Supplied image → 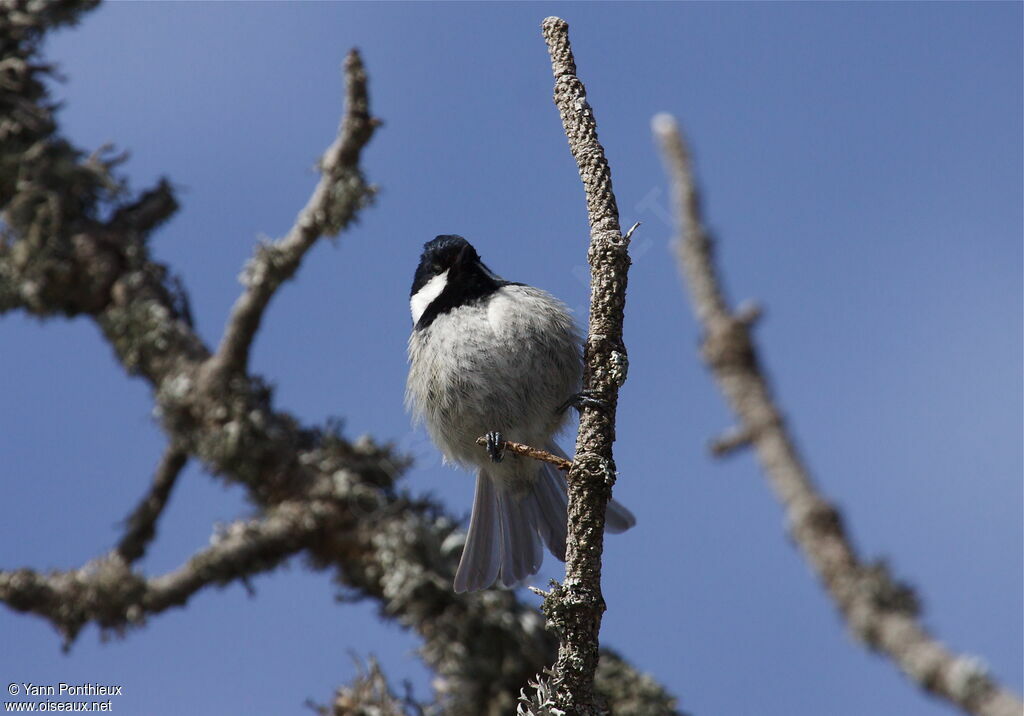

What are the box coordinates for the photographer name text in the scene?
[11,684,121,697]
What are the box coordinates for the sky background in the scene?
[1,2,1021,715]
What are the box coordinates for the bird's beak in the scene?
[453,244,475,272]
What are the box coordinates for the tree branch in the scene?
[541,17,634,715]
[653,112,1022,716]
[1,6,681,712]
[474,436,574,472]
[115,445,188,563]
[322,656,420,716]
[0,498,341,646]
[212,49,379,377]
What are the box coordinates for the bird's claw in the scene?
[485,431,505,463]
[557,389,610,415]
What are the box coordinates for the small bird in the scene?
[406,235,635,592]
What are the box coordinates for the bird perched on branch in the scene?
[406,235,635,592]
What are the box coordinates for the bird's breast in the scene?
[406,287,581,469]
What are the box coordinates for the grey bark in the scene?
[538,17,637,716]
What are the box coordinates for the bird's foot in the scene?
[485,431,505,463]
[557,389,610,415]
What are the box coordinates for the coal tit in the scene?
[406,235,635,592]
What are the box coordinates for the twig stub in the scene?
[474,437,573,472]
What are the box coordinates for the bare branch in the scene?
[474,436,573,472]
[0,498,341,645]
[107,178,179,237]
[707,425,755,457]
[653,112,1023,716]
[541,16,634,714]
[115,446,188,563]
[212,49,379,376]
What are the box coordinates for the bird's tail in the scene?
[453,442,637,593]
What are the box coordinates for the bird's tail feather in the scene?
[531,459,569,561]
[453,473,501,593]
[452,443,637,593]
[496,489,543,587]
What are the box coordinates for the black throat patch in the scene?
[412,235,517,330]
[416,261,509,330]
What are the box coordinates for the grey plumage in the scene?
[406,236,635,592]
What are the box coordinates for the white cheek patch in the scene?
[410,269,449,324]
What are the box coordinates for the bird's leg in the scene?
[557,389,610,415]
[485,431,505,463]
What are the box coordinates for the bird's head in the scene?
[410,235,508,328]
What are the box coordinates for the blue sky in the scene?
[1,2,1020,714]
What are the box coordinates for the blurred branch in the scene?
[0,498,342,646]
[652,112,1023,716]
[320,656,420,716]
[211,50,379,378]
[115,446,188,563]
[541,16,635,715]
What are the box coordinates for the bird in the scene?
[405,234,635,592]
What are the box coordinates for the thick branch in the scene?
[653,113,1022,716]
[541,17,633,715]
[212,49,379,376]
[115,446,187,563]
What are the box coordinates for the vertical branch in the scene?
[541,17,633,714]
[653,113,1023,716]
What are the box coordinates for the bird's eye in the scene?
[432,262,442,272]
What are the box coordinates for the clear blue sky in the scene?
[2,3,1020,714]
